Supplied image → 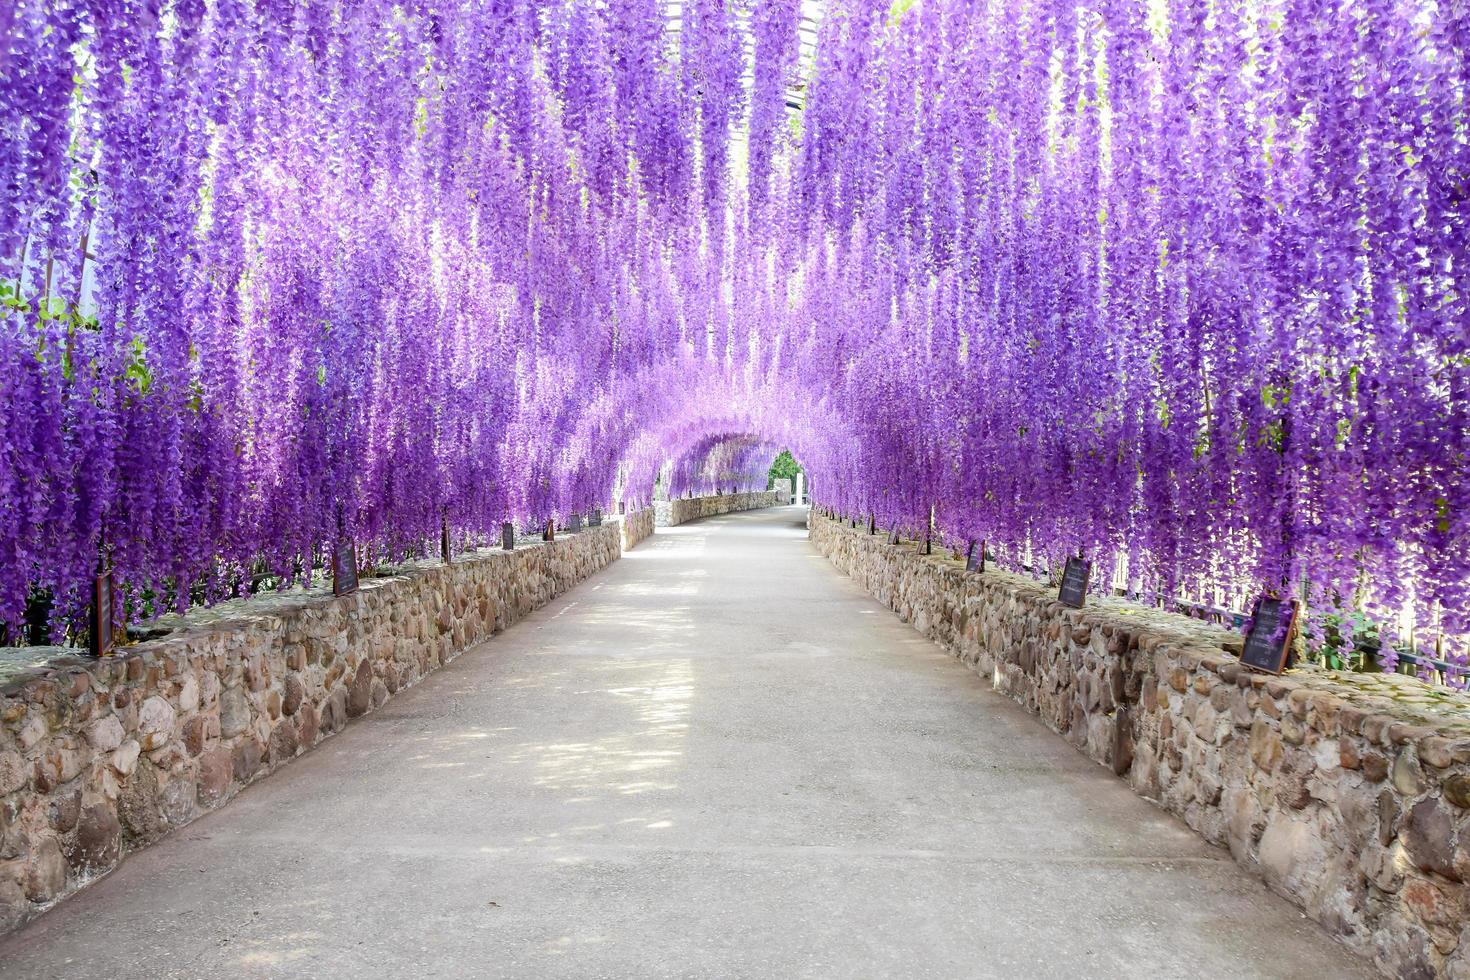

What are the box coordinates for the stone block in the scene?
[85,715,125,753]
[33,744,85,794]
[1277,751,1316,810]
[1445,774,1470,811]
[109,740,140,777]
[137,696,176,751]
[1249,720,1283,771]
[181,716,207,757]
[1404,798,1459,881]
[1258,815,1328,898]
[295,701,320,750]
[23,838,66,903]
[282,674,305,716]
[196,747,231,805]
[1393,747,1425,797]
[64,804,120,873]
[219,688,250,739]
[49,790,80,835]
[231,739,263,784]
[347,661,372,717]
[177,676,199,715]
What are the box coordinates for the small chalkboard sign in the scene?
[332,541,359,596]
[1239,595,1300,675]
[568,512,583,532]
[590,509,602,527]
[1058,556,1090,609]
[501,522,515,551]
[618,501,626,515]
[90,571,114,658]
[966,540,986,574]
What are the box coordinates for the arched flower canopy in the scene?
[1,0,1466,669]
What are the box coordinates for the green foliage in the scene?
[767,449,801,489]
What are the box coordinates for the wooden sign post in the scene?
[90,570,115,658]
[868,514,876,535]
[966,540,986,574]
[1058,555,1090,609]
[441,518,453,564]
[542,518,555,542]
[1239,595,1301,675]
[332,541,359,596]
[501,522,515,551]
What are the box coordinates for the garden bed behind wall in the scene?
[809,512,1470,980]
[0,523,624,936]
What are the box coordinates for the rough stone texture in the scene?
[615,506,655,552]
[654,491,780,527]
[0,523,623,935]
[810,513,1470,980]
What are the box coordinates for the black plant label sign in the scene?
[1240,595,1300,675]
[1058,556,1090,608]
[568,512,583,532]
[332,541,359,597]
[90,571,114,657]
[966,540,985,574]
[590,509,602,526]
[501,522,515,551]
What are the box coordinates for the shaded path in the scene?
[0,507,1371,979]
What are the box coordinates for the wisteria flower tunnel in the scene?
[2,0,1466,680]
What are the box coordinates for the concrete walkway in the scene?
[0,507,1372,979]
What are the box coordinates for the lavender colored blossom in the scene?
[0,0,1463,685]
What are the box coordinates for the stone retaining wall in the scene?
[617,507,655,551]
[0,523,623,936]
[810,513,1470,979]
[654,491,782,527]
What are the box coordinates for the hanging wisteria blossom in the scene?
[0,0,1465,680]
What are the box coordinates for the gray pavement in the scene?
[0,506,1372,979]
